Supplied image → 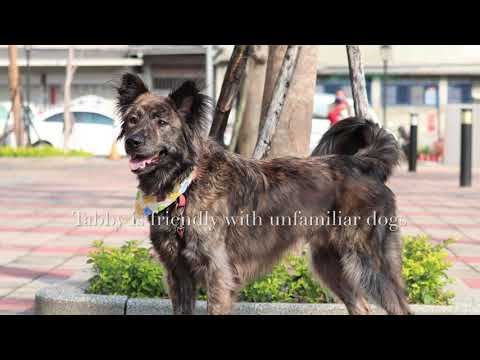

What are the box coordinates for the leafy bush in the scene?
[239,253,335,303]
[402,235,454,305]
[86,235,455,305]
[86,241,168,298]
[0,145,92,157]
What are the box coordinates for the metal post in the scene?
[460,108,473,187]
[408,113,418,172]
[382,59,388,128]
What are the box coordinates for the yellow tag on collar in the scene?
[134,171,195,218]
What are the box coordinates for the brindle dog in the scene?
[116,73,412,315]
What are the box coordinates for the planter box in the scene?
[35,270,480,315]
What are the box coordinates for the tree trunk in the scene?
[8,45,23,148]
[208,45,250,144]
[257,45,319,159]
[228,77,248,152]
[236,45,268,157]
[346,45,370,119]
[64,46,77,152]
[260,45,318,158]
[253,45,301,160]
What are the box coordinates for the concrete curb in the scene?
[35,270,480,315]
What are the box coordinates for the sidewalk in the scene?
[0,157,479,314]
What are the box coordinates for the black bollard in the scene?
[408,113,418,172]
[460,108,473,187]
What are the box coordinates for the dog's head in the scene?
[116,73,210,178]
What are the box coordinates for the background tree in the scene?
[63,46,77,151]
[235,45,268,157]
[8,45,24,147]
[259,45,319,158]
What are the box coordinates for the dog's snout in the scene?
[126,134,145,149]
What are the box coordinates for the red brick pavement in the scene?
[0,157,479,314]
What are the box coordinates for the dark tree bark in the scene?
[208,45,250,144]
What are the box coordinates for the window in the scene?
[44,113,64,123]
[153,77,204,91]
[74,112,113,126]
[44,112,113,125]
[317,77,372,103]
[448,82,473,104]
[384,80,438,106]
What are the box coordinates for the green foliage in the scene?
[86,235,455,305]
[419,145,431,155]
[402,235,455,305]
[240,253,335,303]
[86,240,168,298]
[0,145,92,157]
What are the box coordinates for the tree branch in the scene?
[208,45,250,143]
[346,45,370,119]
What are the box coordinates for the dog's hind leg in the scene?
[310,245,371,315]
[206,245,236,315]
[341,230,412,316]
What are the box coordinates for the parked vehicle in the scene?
[30,105,125,156]
[309,93,380,152]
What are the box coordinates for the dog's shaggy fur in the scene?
[117,73,412,315]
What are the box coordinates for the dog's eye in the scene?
[158,119,168,127]
[128,116,139,126]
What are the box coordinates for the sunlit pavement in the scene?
[0,157,479,314]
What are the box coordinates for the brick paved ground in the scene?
[0,157,479,314]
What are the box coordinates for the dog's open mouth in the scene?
[128,154,160,173]
[128,149,168,173]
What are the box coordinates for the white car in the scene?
[30,105,126,156]
[309,94,380,152]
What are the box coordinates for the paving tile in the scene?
[462,278,480,289]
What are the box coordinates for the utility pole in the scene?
[8,45,24,147]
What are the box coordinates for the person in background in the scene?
[328,89,353,126]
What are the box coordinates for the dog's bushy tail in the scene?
[311,117,400,183]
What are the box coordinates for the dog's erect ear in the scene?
[169,81,211,133]
[116,73,149,115]
[169,81,199,116]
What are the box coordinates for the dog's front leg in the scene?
[166,259,196,315]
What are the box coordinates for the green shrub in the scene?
[402,235,454,305]
[0,145,92,157]
[86,235,455,305]
[239,253,335,303]
[86,240,168,298]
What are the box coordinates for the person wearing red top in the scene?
[328,90,353,126]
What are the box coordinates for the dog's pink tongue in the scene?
[129,156,155,171]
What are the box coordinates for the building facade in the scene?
[316,45,480,148]
[0,45,209,113]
